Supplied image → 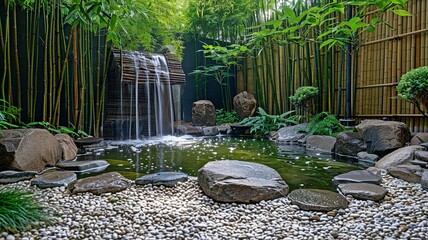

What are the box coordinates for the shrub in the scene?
[289,86,319,115]
[397,66,428,117]
[215,109,240,125]
[300,112,346,137]
[0,189,49,232]
[239,107,297,137]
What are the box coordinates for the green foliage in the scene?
[0,189,49,232]
[216,109,240,125]
[301,112,346,137]
[397,66,428,117]
[289,86,319,106]
[25,122,89,139]
[0,99,21,135]
[239,107,297,137]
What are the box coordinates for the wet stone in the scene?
[135,172,188,187]
[56,160,109,173]
[31,171,77,188]
[0,170,37,184]
[288,189,349,212]
[333,170,382,186]
[338,183,388,202]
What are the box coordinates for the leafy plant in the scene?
[289,86,319,115]
[397,66,428,118]
[0,189,49,232]
[239,107,297,137]
[300,112,346,137]
[25,122,89,139]
[216,109,240,125]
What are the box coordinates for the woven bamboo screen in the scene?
[236,0,428,132]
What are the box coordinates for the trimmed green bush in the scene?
[0,189,49,232]
[289,86,319,115]
[397,66,428,117]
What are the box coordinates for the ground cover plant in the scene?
[215,109,240,125]
[0,189,49,232]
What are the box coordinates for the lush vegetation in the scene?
[0,189,49,232]
[239,107,297,138]
[397,66,428,118]
[289,86,319,116]
[300,112,346,137]
[215,109,240,125]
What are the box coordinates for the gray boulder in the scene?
[197,160,288,203]
[356,120,411,155]
[175,125,203,136]
[233,91,257,118]
[55,134,78,161]
[288,189,348,212]
[334,132,366,157]
[56,160,109,173]
[31,171,77,188]
[306,135,336,153]
[0,170,37,184]
[192,100,216,126]
[388,165,423,183]
[0,129,62,172]
[357,152,379,162]
[135,172,188,187]
[202,127,219,136]
[68,172,131,195]
[338,183,388,201]
[421,170,428,190]
[410,133,428,145]
[414,150,428,162]
[333,170,382,186]
[273,124,307,143]
[375,145,425,169]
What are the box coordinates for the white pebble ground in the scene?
[1,175,427,240]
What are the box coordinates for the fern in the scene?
[303,112,346,137]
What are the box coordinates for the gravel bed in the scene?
[1,175,427,240]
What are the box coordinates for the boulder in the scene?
[410,133,428,145]
[414,150,428,162]
[357,152,379,162]
[233,91,257,118]
[375,146,425,169]
[410,159,428,168]
[202,127,219,136]
[338,183,387,201]
[306,135,336,153]
[192,100,216,126]
[421,170,428,190]
[56,160,109,173]
[0,170,37,184]
[55,134,78,161]
[0,129,62,172]
[135,172,188,187]
[388,165,423,183]
[197,160,288,203]
[334,132,366,157]
[31,171,77,188]
[68,172,131,195]
[333,170,382,186]
[356,120,411,155]
[175,125,203,136]
[273,124,307,143]
[288,189,349,212]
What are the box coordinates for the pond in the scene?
[78,136,364,191]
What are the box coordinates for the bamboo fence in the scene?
[237,0,428,132]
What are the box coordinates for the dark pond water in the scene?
[78,136,364,191]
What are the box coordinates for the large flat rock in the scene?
[338,183,388,202]
[306,135,336,153]
[135,172,188,187]
[333,170,382,186]
[31,171,77,188]
[388,165,423,183]
[67,172,131,195]
[197,160,288,203]
[56,160,109,173]
[0,170,37,184]
[375,146,425,169]
[288,189,349,212]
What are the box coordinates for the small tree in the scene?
[397,66,428,118]
[289,86,319,116]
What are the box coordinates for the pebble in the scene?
[0,175,426,240]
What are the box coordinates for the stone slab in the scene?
[338,183,388,202]
[56,160,109,173]
[0,170,37,184]
[333,170,382,186]
[135,172,188,187]
[31,171,77,188]
[288,189,349,212]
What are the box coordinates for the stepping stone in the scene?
[410,159,428,168]
[56,160,109,173]
[67,172,131,195]
[0,170,37,184]
[333,170,382,186]
[197,160,288,203]
[288,189,348,212]
[135,172,188,187]
[388,165,423,183]
[338,183,388,202]
[31,171,77,188]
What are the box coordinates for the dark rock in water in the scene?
[68,172,131,195]
[357,152,379,162]
[338,183,388,202]
[334,132,366,157]
[388,165,423,183]
[414,150,428,162]
[419,142,428,149]
[56,160,109,173]
[135,172,188,187]
[273,124,307,143]
[306,135,336,153]
[192,100,216,126]
[175,125,203,136]
[202,127,219,136]
[0,170,37,184]
[233,91,257,119]
[197,160,288,203]
[356,120,410,155]
[421,170,428,190]
[227,125,251,136]
[375,146,425,170]
[31,171,77,188]
[216,125,230,134]
[288,189,349,212]
[333,170,382,186]
[74,137,104,147]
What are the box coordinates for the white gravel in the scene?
[1,174,427,240]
